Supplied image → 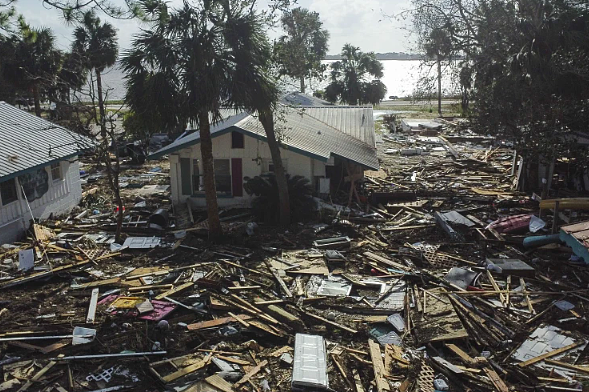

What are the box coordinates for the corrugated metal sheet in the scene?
[150,106,379,170]
[302,106,375,147]
[0,102,94,181]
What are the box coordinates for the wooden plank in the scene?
[331,354,354,390]
[265,261,292,297]
[518,342,583,368]
[205,374,234,392]
[17,355,63,391]
[483,367,509,392]
[215,355,251,366]
[368,339,390,392]
[301,310,358,334]
[363,252,410,271]
[187,315,252,331]
[86,288,99,324]
[544,359,589,374]
[352,369,365,392]
[155,282,193,300]
[520,278,535,314]
[227,312,250,328]
[445,344,477,366]
[162,355,211,383]
[235,360,268,387]
[486,271,507,306]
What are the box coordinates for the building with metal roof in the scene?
[148,103,379,207]
[0,102,94,244]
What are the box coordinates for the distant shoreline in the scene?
[324,54,422,61]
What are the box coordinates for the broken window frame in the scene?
[231,131,245,149]
[0,178,18,206]
[50,161,62,182]
[193,159,232,196]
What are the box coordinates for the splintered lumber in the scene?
[155,282,193,300]
[227,312,250,328]
[300,309,358,334]
[17,355,63,391]
[445,344,477,366]
[518,342,584,367]
[385,344,409,367]
[205,374,234,392]
[0,261,90,289]
[520,278,535,314]
[235,360,268,386]
[483,367,509,392]
[331,354,354,390]
[229,294,280,324]
[215,355,251,366]
[352,369,365,392]
[162,353,212,383]
[412,288,469,344]
[265,261,293,297]
[363,252,410,271]
[368,339,390,392]
[86,288,99,324]
[187,314,252,331]
[544,359,589,374]
[219,259,272,277]
[486,271,507,306]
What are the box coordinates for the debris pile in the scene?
[3,122,589,392]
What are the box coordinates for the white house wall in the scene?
[0,158,82,244]
[170,132,325,207]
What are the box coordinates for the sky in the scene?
[11,0,416,54]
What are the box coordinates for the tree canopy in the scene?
[274,6,329,93]
[122,0,283,237]
[411,0,589,165]
[324,44,386,105]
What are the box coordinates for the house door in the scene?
[180,158,192,196]
[231,158,243,197]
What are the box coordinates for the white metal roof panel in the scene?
[292,333,328,390]
[149,105,379,170]
[302,106,375,147]
[0,102,94,181]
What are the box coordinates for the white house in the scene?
[0,102,93,244]
[149,103,379,207]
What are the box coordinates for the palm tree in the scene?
[123,0,290,238]
[72,11,122,240]
[72,11,117,135]
[9,25,61,116]
[325,44,386,105]
[424,27,453,116]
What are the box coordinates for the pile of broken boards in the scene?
[3,214,589,392]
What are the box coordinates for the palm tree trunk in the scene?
[96,69,124,242]
[437,56,442,117]
[96,70,107,138]
[259,109,290,227]
[299,76,306,93]
[33,84,41,117]
[198,110,223,239]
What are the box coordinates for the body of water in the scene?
[88,60,457,102]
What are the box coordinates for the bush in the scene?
[243,174,315,224]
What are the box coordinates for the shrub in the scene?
[243,174,315,224]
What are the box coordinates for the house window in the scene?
[0,179,17,205]
[192,159,203,193]
[214,159,232,194]
[231,131,244,149]
[51,162,62,181]
[263,159,288,174]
